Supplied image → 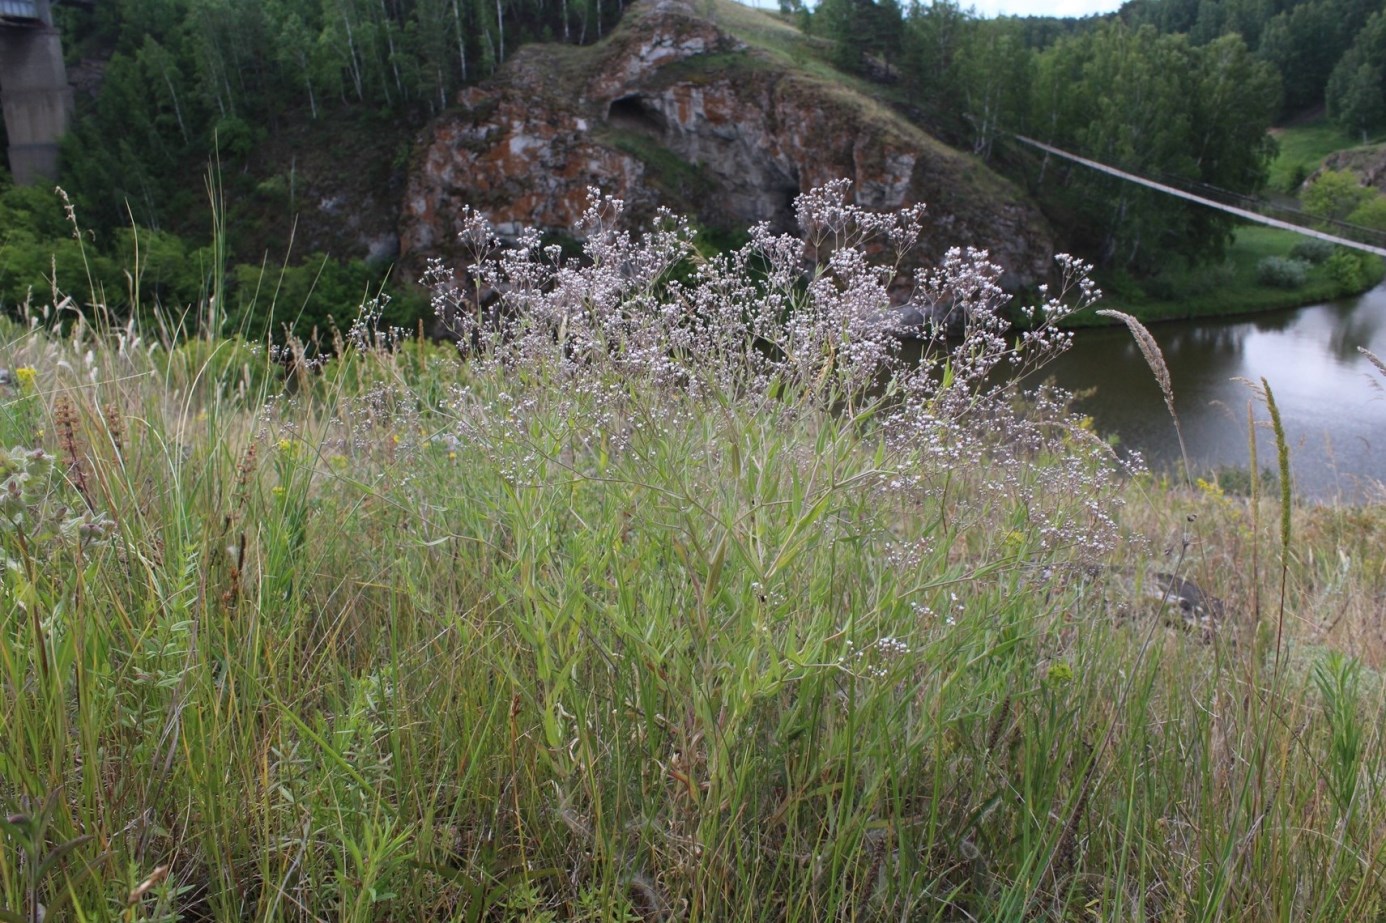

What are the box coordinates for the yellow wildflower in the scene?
[14,367,36,391]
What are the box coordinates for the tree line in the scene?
[0,0,632,333]
[796,0,1386,270]
[806,0,1386,138]
[53,0,629,229]
[3,0,1379,324]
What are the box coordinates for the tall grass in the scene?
[1,184,1384,921]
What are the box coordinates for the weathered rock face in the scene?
[401,0,1055,290]
[1320,145,1386,191]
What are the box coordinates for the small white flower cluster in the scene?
[346,293,409,353]
[840,635,913,679]
[749,581,786,608]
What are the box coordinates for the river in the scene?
[1039,283,1386,503]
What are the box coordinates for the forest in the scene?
[805,0,1385,270]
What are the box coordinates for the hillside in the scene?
[401,0,1056,291]
[4,186,1386,920]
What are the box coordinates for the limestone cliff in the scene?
[400,0,1055,290]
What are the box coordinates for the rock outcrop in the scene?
[1320,143,1386,191]
[401,0,1056,291]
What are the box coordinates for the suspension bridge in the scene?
[1012,133,1386,259]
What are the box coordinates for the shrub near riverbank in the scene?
[1073,225,1386,326]
[2,188,1385,921]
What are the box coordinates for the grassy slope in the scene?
[702,0,1031,211]
[1268,119,1363,192]
[2,294,1385,920]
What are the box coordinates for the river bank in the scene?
[1047,280,1386,503]
[1065,225,1386,327]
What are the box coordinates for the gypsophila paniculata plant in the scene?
[423,181,1121,562]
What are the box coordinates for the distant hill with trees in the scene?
[0,0,1382,335]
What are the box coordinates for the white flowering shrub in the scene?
[423,180,1121,560]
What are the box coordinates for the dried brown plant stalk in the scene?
[1359,346,1386,381]
[1097,309,1190,484]
[55,394,93,509]
[102,401,125,458]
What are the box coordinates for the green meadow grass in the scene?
[2,204,1386,920]
[1267,118,1368,193]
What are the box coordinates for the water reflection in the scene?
[1043,283,1386,502]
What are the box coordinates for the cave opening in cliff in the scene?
[774,177,802,233]
[606,95,665,137]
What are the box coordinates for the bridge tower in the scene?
[0,0,73,184]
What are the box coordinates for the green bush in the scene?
[1285,162,1310,193]
[1346,193,1386,231]
[1301,169,1375,221]
[1289,238,1336,264]
[226,255,429,342]
[1326,248,1370,290]
[1256,255,1310,288]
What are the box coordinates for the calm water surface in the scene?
[1041,283,1386,502]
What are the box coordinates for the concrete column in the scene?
[0,12,74,185]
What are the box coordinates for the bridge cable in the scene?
[1011,133,1386,259]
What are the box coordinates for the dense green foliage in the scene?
[1325,9,1386,140]
[55,0,629,229]
[0,181,427,338]
[804,2,1283,271]
[801,0,1386,270]
[1121,0,1382,126]
[1302,167,1378,220]
[0,0,631,336]
[1029,27,1279,270]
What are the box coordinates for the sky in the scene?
[967,0,1124,16]
[740,0,1127,19]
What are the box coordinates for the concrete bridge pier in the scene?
[0,0,74,184]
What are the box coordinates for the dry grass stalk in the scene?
[1260,377,1292,676]
[1097,310,1172,416]
[1096,309,1190,483]
[1247,400,1260,629]
[102,400,126,458]
[1359,346,1386,381]
[54,394,93,508]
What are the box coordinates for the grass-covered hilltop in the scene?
[3,185,1386,921]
